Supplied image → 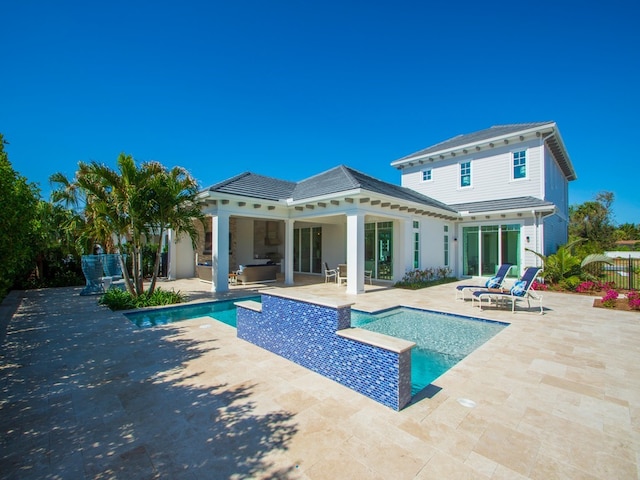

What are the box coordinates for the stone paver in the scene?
[0,277,639,479]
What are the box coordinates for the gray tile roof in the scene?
[394,122,555,163]
[205,172,296,201]
[203,165,457,213]
[293,165,457,212]
[450,196,555,214]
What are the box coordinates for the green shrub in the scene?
[395,267,457,290]
[99,288,137,310]
[99,287,186,310]
[558,276,582,291]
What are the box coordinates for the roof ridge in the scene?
[296,164,356,185]
[489,121,553,128]
[206,171,252,191]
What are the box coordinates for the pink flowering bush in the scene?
[531,280,548,291]
[628,290,640,310]
[576,280,617,294]
[601,289,619,308]
[575,281,596,293]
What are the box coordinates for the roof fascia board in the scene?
[286,188,363,205]
[197,190,286,206]
[543,129,577,181]
[392,123,556,167]
[287,187,457,218]
[359,189,458,217]
[458,204,556,218]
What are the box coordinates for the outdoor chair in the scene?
[324,262,337,283]
[471,266,543,314]
[337,264,348,286]
[455,263,513,300]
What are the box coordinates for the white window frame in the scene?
[444,225,449,267]
[459,161,472,188]
[512,149,527,181]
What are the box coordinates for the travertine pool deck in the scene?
[1,277,639,479]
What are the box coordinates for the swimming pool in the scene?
[124,296,260,328]
[351,308,508,394]
[127,298,506,397]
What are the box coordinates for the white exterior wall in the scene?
[322,223,346,268]
[392,217,450,278]
[171,231,196,279]
[543,144,569,213]
[235,217,255,266]
[543,214,568,255]
[421,218,450,270]
[397,218,414,278]
[401,139,545,204]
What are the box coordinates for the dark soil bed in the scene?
[593,298,640,312]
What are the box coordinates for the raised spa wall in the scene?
[235,290,415,410]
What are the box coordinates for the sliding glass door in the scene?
[365,221,393,280]
[463,224,520,276]
[293,227,322,274]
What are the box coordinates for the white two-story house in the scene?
[168,121,576,293]
[391,121,576,277]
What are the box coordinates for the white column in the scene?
[284,219,295,285]
[346,212,365,294]
[399,219,413,278]
[211,213,230,293]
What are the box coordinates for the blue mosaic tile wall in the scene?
[236,294,412,410]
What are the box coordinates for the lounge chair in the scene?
[471,266,543,314]
[324,262,337,283]
[455,264,513,300]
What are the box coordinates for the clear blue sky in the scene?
[2,1,638,224]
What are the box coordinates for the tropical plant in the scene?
[569,192,617,255]
[526,240,614,290]
[615,223,640,241]
[0,133,40,299]
[51,153,204,297]
[526,239,582,286]
[98,287,186,310]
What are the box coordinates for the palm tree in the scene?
[143,163,203,295]
[51,153,203,297]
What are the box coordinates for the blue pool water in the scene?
[127,298,507,397]
[125,296,260,328]
[351,308,508,394]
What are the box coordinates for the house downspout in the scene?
[532,210,540,266]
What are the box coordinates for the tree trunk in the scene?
[147,232,164,295]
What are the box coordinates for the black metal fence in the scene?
[599,256,640,291]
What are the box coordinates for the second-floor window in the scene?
[422,169,432,181]
[513,150,527,179]
[460,161,471,188]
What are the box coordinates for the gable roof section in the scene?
[202,165,457,214]
[450,196,555,215]
[391,122,577,181]
[292,165,457,213]
[205,172,296,201]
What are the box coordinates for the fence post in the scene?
[630,255,635,291]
